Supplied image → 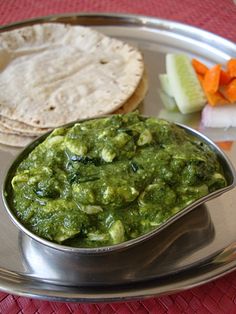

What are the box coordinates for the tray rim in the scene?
[0,12,235,55]
[0,256,236,303]
[0,12,236,302]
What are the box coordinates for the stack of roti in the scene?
[0,23,147,147]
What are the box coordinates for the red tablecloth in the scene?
[0,0,236,313]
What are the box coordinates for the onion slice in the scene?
[201,104,236,128]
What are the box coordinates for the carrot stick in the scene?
[227,58,236,78]
[203,64,221,93]
[192,58,208,75]
[197,67,231,106]
[205,90,229,106]
[197,73,204,84]
[220,70,231,85]
[197,73,228,106]
[216,141,234,151]
[223,78,236,102]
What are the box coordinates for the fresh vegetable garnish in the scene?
[205,91,229,107]
[198,71,229,107]
[192,58,208,76]
[159,90,177,111]
[216,141,234,151]
[159,73,174,97]
[222,79,236,103]
[227,58,236,78]
[159,54,236,128]
[203,64,221,94]
[201,104,236,128]
[162,54,206,114]
[220,70,231,86]
[193,58,236,106]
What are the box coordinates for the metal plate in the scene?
[0,13,236,302]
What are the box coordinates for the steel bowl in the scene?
[2,117,236,259]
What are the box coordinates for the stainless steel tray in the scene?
[0,13,236,302]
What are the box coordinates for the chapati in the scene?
[0,131,35,147]
[0,115,50,135]
[114,71,148,114]
[0,23,145,128]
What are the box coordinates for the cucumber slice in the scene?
[166,54,206,114]
[159,89,177,111]
[158,109,201,127]
[159,74,174,97]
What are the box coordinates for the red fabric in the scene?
[1,271,236,313]
[0,0,236,313]
[0,0,236,42]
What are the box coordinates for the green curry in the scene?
[11,112,226,247]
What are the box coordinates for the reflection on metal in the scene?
[213,243,236,264]
[19,205,214,286]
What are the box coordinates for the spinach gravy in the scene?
[11,112,227,247]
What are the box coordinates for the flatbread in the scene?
[0,121,17,134]
[114,71,148,114]
[0,23,144,128]
[0,70,147,143]
[0,131,36,147]
[0,115,50,135]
